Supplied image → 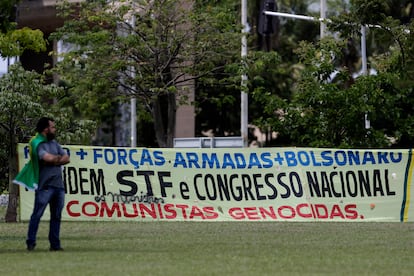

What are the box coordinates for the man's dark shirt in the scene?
[37,140,66,190]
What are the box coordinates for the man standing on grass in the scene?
[16,117,70,251]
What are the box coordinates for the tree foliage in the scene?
[0,63,96,221]
[0,27,47,57]
[0,0,46,57]
[51,0,241,147]
[0,0,97,221]
[0,0,17,33]
[251,0,414,148]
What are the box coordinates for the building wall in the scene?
[17,0,70,34]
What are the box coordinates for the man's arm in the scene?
[42,153,70,166]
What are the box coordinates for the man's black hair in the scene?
[36,117,54,133]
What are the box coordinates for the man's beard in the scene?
[47,133,56,141]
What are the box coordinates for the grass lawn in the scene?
[1,206,413,275]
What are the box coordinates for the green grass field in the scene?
[1,206,413,275]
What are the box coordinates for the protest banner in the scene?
[18,145,413,222]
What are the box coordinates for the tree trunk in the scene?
[5,140,18,222]
[152,93,177,148]
[152,96,167,148]
[166,92,176,148]
[5,182,18,223]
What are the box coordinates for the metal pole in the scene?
[241,0,248,147]
[130,15,137,147]
[264,11,317,22]
[361,25,370,129]
[320,0,327,38]
[131,97,136,147]
[361,26,367,75]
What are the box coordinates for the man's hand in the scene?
[58,154,70,165]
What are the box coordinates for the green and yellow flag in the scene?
[13,133,47,191]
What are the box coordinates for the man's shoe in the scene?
[27,244,36,251]
[49,247,64,251]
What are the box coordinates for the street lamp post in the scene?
[130,14,137,148]
[241,0,248,147]
[320,0,327,38]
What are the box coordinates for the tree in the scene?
[251,0,414,148]
[239,0,319,146]
[0,0,46,221]
[0,1,97,221]
[194,0,244,138]
[0,63,96,222]
[0,0,46,57]
[51,0,241,147]
[0,0,17,34]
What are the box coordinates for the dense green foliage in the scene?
[0,0,46,57]
[0,63,96,194]
[51,0,241,147]
[250,0,414,148]
[0,0,17,33]
[0,1,49,195]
